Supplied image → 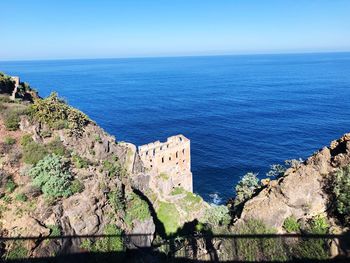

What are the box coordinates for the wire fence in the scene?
[1,233,349,262]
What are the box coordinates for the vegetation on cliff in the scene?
[28,92,90,136]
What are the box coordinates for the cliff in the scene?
[0,73,214,260]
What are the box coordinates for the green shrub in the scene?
[156,201,180,235]
[28,154,72,198]
[28,92,89,136]
[103,159,125,177]
[124,192,151,227]
[22,141,48,165]
[22,137,67,164]
[5,178,16,193]
[2,195,12,204]
[81,224,124,252]
[46,137,67,156]
[234,172,260,206]
[4,136,16,145]
[70,179,84,194]
[72,154,89,168]
[94,134,102,143]
[171,187,185,195]
[333,165,350,224]
[308,215,329,234]
[283,216,300,233]
[20,134,33,146]
[292,215,330,260]
[4,113,20,131]
[15,193,27,202]
[202,205,231,226]
[266,163,286,178]
[48,225,61,236]
[107,189,125,212]
[234,219,288,262]
[5,241,28,260]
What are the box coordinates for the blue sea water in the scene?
[1,53,350,203]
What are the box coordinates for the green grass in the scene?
[5,241,28,260]
[72,154,89,168]
[80,224,124,252]
[5,179,16,193]
[4,113,20,131]
[125,192,151,227]
[20,134,33,146]
[234,219,288,262]
[283,216,300,233]
[159,172,169,180]
[70,179,85,194]
[48,225,61,236]
[4,136,16,145]
[156,201,180,235]
[22,137,68,165]
[15,193,28,202]
[171,187,186,195]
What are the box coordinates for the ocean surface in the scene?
[1,53,350,204]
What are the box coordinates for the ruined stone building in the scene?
[138,135,193,193]
[10,76,20,100]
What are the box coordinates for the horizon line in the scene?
[1,50,350,63]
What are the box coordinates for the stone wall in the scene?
[138,135,193,192]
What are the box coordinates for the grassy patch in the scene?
[171,187,185,196]
[15,193,27,202]
[107,189,124,212]
[70,179,84,194]
[234,219,288,262]
[80,224,124,252]
[72,154,89,168]
[156,201,180,235]
[159,172,169,180]
[283,216,300,233]
[48,225,61,236]
[4,136,16,145]
[125,192,151,227]
[4,241,28,260]
[22,141,48,165]
[5,178,16,193]
[22,137,68,165]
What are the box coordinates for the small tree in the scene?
[234,172,260,206]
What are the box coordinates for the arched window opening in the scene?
[162,157,164,163]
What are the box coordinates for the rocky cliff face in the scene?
[0,79,211,259]
[239,133,350,233]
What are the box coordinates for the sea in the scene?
[1,52,350,204]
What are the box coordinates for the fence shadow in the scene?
[0,233,349,263]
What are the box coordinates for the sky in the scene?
[1,0,350,60]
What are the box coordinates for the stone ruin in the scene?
[138,134,193,193]
[10,76,20,100]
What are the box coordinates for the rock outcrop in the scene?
[239,133,350,231]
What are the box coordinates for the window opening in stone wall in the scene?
[162,157,164,163]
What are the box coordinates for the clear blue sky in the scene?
[1,0,350,60]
